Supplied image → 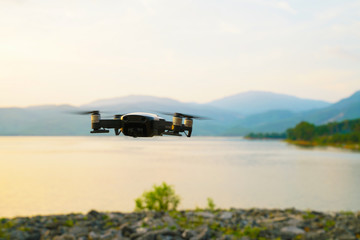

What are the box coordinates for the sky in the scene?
[0,0,359,107]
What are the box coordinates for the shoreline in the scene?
[1,208,359,240]
[285,140,360,151]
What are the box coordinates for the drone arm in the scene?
[99,119,122,129]
[156,120,193,137]
[91,119,122,134]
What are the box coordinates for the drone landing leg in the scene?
[114,128,121,136]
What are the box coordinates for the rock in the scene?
[45,219,62,229]
[270,216,288,222]
[190,226,210,240]
[53,233,76,240]
[120,223,135,237]
[218,236,232,240]
[219,212,233,220]
[88,210,101,219]
[194,211,215,218]
[182,229,197,239]
[100,229,118,240]
[136,227,148,234]
[0,208,359,240]
[135,229,181,240]
[280,226,306,235]
[9,230,28,240]
[337,233,357,240]
[88,231,100,240]
[305,229,327,240]
[68,226,89,237]
[286,217,302,226]
[162,216,179,228]
[106,212,124,221]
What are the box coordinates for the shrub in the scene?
[135,182,180,211]
[207,197,216,211]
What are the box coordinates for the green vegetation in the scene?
[0,219,14,239]
[169,211,270,239]
[135,182,180,211]
[286,119,360,150]
[64,219,74,227]
[244,118,360,150]
[207,197,216,211]
[302,211,316,220]
[245,132,286,139]
[324,220,336,231]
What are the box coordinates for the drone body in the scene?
[89,111,201,137]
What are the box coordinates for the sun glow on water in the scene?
[0,136,359,217]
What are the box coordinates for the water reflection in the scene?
[0,136,359,217]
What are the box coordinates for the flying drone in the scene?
[76,111,208,138]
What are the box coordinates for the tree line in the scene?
[245,118,360,146]
[286,119,360,144]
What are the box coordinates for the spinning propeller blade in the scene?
[67,110,100,115]
[158,111,210,120]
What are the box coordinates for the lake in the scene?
[0,136,359,217]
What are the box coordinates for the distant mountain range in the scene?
[0,90,359,136]
[224,90,360,135]
[209,91,330,115]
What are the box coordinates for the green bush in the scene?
[135,182,180,211]
[207,197,216,211]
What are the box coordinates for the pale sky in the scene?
[0,0,359,107]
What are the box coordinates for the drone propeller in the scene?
[66,110,126,120]
[158,111,210,120]
[66,110,101,115]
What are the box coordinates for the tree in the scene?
[287,121,316,141]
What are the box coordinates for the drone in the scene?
[76,111,208,138]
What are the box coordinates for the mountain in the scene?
[208,91,331,115]
[0,91,358,136]
[223,110,297,135]
[0,105,89,136]
[0,96,241,136]
[225,90,360,135]
[299,90,360,124]
[83,95,242,136]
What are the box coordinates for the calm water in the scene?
[0,136,359,217]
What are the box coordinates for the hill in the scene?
[0,105,89,136]
[225,90,360,135]
[208,91,330,115]
[0,91,359,136]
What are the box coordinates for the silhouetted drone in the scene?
[75,111,208,137]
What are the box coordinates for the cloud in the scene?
[326,46,360,62]
[317,8,344,21]
[218,21,241,34]
[275,1,296,14]
[316,1,360,22]
[248,0,297,14]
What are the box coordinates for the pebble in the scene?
[0,208,359,240]
[218,211,232,220]
[193,211,215,218]
[281,226,306,235]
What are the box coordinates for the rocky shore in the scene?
[1,208,359,240]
